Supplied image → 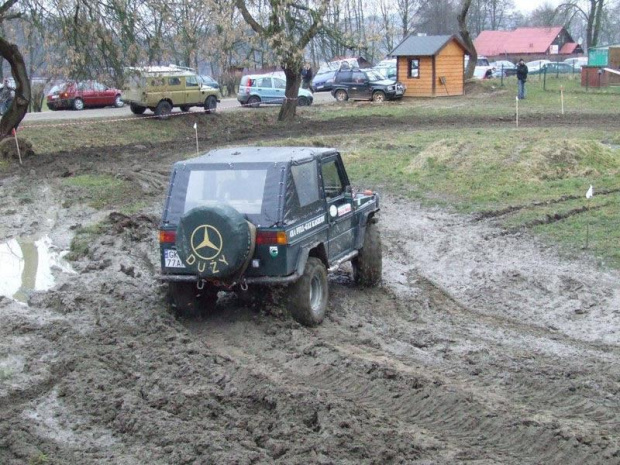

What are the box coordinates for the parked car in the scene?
[531,62,574,75]
[311,70,336,92]
[466,55,494,79]
[46,81,123,111]
[563,57,588,71]
[331,68,405,102]
[122,66,220,119]
[490,60,517,77]
[237,74,313,107]
[159,146,381,326]
[372,58,397,80]
[197,75,221,91]
[525,60,551,74]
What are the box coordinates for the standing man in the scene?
[516,59,528,100]
[301,63,313,92]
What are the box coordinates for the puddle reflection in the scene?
[0,236,74,303]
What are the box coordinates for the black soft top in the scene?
[176,146,338,167]
[163,147,339,228]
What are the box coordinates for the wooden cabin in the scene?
[390,35,469,97]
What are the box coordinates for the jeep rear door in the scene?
[320,155,355,261]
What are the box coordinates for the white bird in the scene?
[586,185,593,199]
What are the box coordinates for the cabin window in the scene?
[409,58,420,78]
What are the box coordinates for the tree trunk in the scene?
[458,0,476,79]
[278,66,302,122]
[0,36,30,137]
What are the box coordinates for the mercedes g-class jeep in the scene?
[122,66,220,119]
[159,146,381,326]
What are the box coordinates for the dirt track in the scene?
[1,114,619,464]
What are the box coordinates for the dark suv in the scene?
[331,68,405,102]
[159,146,382,326]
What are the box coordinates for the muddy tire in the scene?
[175,205,254,279]
[72,98,84,111]
[352,221,382,286]
[204,95,217,114]
[167,281,218,317]
[180,105,190,112]
[247,96,260,108]
[130,103,146,115]
[298,96,310,107]
[335,89,348,102]
[372,91,386,103]
[155,100,172,120]
[287,257,328,327]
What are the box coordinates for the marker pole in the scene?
[193,122,199,156]
[516,96,519,128]
[12,128,22,165]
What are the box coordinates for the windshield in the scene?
[365,70,387,81]
[184,169,268,215]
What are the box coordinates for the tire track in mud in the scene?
[475,187,620,221]
[186,279,619,464]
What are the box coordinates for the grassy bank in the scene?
[14,78,620,268]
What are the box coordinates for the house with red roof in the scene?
[474,27,583,61]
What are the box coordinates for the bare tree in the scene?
[235,0,329,121]
[0,0,30,137]
[458,0,476,79]
[557,0,607,47]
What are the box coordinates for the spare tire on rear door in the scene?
[175,205,254,279]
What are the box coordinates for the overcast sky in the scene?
[512,0,560,13]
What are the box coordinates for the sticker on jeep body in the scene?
[287,215,326,240]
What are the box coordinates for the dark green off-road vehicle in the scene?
[159,146,381,326]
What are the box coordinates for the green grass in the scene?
[16,79,620,268]
[67,223,107,261]
[274,126,620,268]
[61,174,135,209]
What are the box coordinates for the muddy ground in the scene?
[1,113,619,464]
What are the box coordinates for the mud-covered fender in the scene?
[294,241,327,277]
[355,194,380,250]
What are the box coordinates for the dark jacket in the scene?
[516,63,528,81]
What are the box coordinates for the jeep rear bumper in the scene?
[159,272,301,286]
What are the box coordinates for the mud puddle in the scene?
[0,235,74,303]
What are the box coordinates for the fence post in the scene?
[500,65,504,86]
[586,68,589,92]
[543,66,547,90]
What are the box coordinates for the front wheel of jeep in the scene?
[204,95,217,114]
[287,257,328,327]
[352,221,382,286]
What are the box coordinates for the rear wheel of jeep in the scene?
[167,282,218,317]
[155,100,172,120]
[335,89,348,102]
[287,257,328,327]
[352,221,382,286]
[204,95,217,114]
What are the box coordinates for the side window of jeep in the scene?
[321,160,345,199]
[186,76,199,87]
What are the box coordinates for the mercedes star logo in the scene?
[190,224,223,260]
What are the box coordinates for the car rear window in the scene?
[184,169,268,215]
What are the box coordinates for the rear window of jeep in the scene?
[184,169,268,214]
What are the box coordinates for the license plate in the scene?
[164,249,185,268]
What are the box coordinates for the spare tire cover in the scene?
[176,205,252,278]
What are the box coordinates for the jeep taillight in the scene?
[256,230,287,245]
[159,230,176,244]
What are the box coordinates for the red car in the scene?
[46,81,124,111]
